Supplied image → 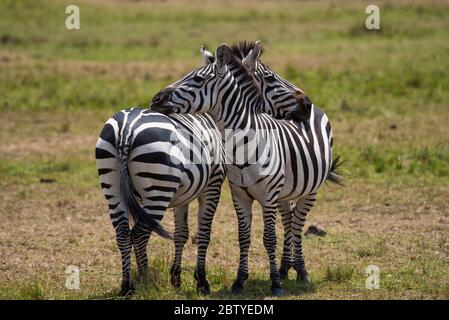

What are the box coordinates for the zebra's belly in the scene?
[226,143,332,203]
[228,164,330,204]
[129,152,221,209]
[278,152,331,201]
[225,151,331,203]
[169,162,220,207]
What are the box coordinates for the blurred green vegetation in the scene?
[0,0,448,183]
[1,0,448,114]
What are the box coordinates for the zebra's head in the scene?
[230,41,313,122]
[151,44,233,116]
[151,41,312,123]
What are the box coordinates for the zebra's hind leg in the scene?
[131,221,152,284]
[262,201,284,296]
[230,187,253,295]
[98,164,134,296]
[194,188,220,295]
[278,201,294,280]
[292,192,317,284]
[170,205,189,289]
[115,222,134,296]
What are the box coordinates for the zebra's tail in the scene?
[327,154,344,186]
[118,145,173,240]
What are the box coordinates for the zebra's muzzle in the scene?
[290,93,312,122]
[151,102,173,115]
[150,88,174,115]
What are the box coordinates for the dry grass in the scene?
[0,113,448,300]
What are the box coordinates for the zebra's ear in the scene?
[242,40,262,72]
[200,45,215,65]
[215,43,232,71]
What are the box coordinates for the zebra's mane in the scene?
[228,41,264,110]
[230,41,265,60]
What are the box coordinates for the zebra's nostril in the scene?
[302,96,312,109]
[295,93,312,108]
[290,93,313,123]
[152,94,162,103]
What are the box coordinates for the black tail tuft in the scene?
[120,160,173,240]
[327,155,344,186]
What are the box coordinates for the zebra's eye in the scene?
[192,75,205,83]
[265,75,276,83]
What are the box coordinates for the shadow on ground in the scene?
[88,274,319,300]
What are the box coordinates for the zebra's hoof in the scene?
[170,265,182,288]
[170,274,181,289]
[297,272,311,284]
[271,280,283,296]
[137,270,149,284]
[197,281,211,295]
[271,287,284,297]
[120,283,135,297]
[231,281,244,295]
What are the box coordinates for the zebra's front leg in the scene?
[115,222,134,296]
[170,205,189,289]
[230,187,253,295]
[278,201,294,280]
[262,202,283,296]
[194,191,220,295]
[131,221,152,284]
[292,192,317,284]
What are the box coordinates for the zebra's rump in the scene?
[161,113,225,207]
[277,106,333,200]
[225,106,333,202]
[96,108,225,209]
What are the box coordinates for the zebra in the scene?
[206,41,343,281]
[95,108,225,296]
[151,42,342,296]
[201,41,323,281]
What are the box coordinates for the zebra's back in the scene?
[225,106,333,202]
[96,108,225,213]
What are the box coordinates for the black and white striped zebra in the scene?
[203,41,337,281]
[151,42,342,296]
[95,108,225,295]
[230,41,343,280]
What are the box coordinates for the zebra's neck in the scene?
[211,68,264,131]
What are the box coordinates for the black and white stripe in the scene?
[96,108,224,295]
[232,41,342,281]
[152,42,342,296]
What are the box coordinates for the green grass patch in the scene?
[337,145,449,183]
[324,264,355,283]
[0,157,98,188]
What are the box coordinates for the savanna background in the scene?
[0,0,448,299]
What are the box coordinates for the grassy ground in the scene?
[0,0,448,299]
